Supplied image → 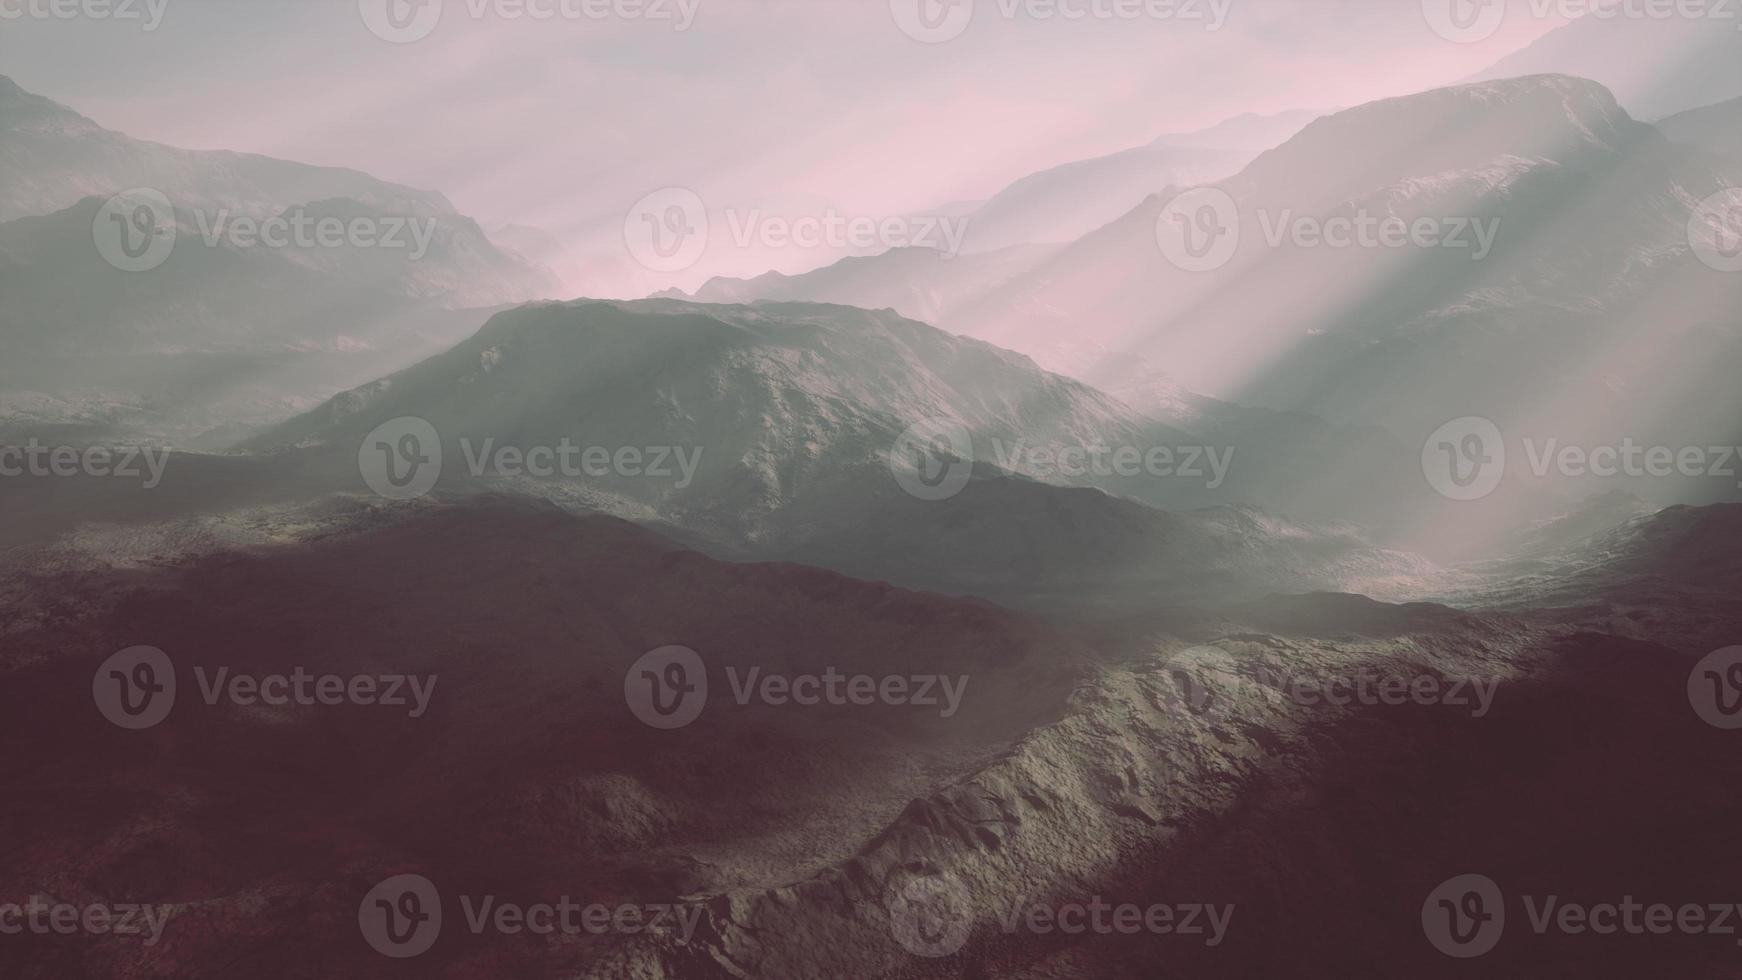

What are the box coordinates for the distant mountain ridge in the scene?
[1655,96,1742,158]
[1465,13,1742,120]
[246,298,1433,606]
[0,74,457,224]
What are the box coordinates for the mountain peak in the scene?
[1232,74,1639,209]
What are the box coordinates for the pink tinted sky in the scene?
[5,0,1569,291]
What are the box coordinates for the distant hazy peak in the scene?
[0,74,102,134]
[1230,74,1638,206]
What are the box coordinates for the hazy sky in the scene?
[3,0,1570,291]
